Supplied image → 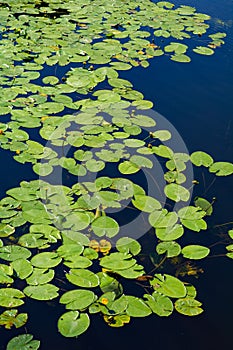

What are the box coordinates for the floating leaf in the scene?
[209,162,233,176]
[156,224,184,241]
[66,269,99,288]
[100,252,136,271]
[156,241,181,257]
[193,46,214,55]
[116,237,141,256]
[182,245,210,259]
[164,184,190,202]
[60,290,96,310]
[0,224,15,238]
[126,296,152,317]
[6,334,40,350]
[0,309,28,329]
[175,298,203,316]
[24,284,59,300]
[194,197,213,215]
[150,274,186,298]
[30,252,62,268]
[118,161,140,174]
[132,195,161,212]
[0,288,25,308]
[0,246,31,261]
[91,216,119,238]
[170,54,191,63]
[190,151,214,167]
[144,292,173,316]
[58,312,90,338]
[11,259,33,279]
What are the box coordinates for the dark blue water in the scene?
[1,0,233,349]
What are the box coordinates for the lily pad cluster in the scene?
[0,179,208,338]
[0,0,232,348]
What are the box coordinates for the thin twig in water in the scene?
[149,254,167,274]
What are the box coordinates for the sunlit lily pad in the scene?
[91,216,119,238]
[6,334,40,350]
[209,162,233,176]
[24,284,59,300]
[175,298,203,316]
[126,296,152,317]
[58,311,90,338]
[144,292,173,316]
[60,290,96,310]
[150,274,186,298]
[0,288,25,308]
[193,46,214,55]
[182,245,210,259]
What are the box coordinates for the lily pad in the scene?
[58,312,90,338]
[66,269,99,288]
[60,290,96,310]
[150,274,186,298]
[24,284,59,300]
[91,216,119,238]
[6,334,40,350]
[209,162,233,176]
[175,298,203,316]
[126,296,152,317]
[182,245,210,259]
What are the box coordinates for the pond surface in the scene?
[0,0,233,349]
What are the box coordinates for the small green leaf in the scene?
[118,161,140,174]
[150,274,186,298]
[6,334,40,350]
[209,162,233,176]
[182,245,210,259]
[126,296,152,317]
[91,216,119,238]
[24,284,59,300]
[175,298,203,316]
[190,151,213,167]
[58,312,90,338]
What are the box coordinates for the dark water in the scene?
[1,0,233,349]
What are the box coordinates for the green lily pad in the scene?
[156,241,181,257]
[100,252,136,271]
[116,237,141,256]
[182,245,210,259]
[0,309,28,329]
[209,162,233,176]
[132,195,161,212]
[118,161,140,174]
[190,151,214,167]
[30,252,62,268]
[164,184,190,202]
[66,269,99,288]
[11,259,33,279]
[60,290,96,310]
[194,197,213,215]
[91,216,119,238]
[0,246,31,261]
[0,288,25,308]
[156,224,184,241]
[24,284,59,300]
[0,224,15,238]
[175,298,203,316]
[26,268,54,286]
[193,46,214,55]
[126,296,152,317]
[58,311,90,338]
[6,334,40,350]
[150,274,186,298]
[144,292,173,316]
